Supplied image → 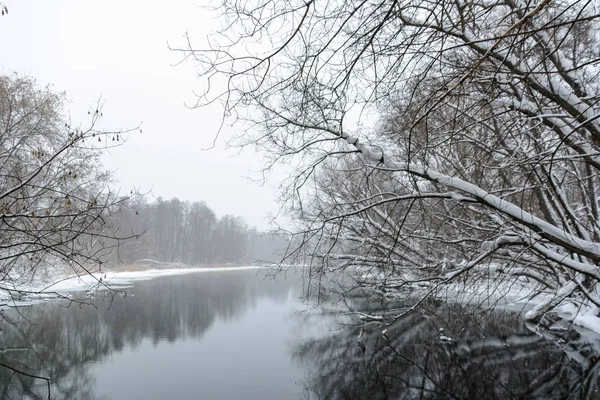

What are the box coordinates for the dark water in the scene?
[1,269,599,399]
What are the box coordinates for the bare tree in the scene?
[110,197,257,265]
[0,73,137,304]
[178,0,600,324]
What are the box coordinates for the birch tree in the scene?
[179,0,600,322]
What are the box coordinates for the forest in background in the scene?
[110,197,288,266]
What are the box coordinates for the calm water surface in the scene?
[2,268,600,399]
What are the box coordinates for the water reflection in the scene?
[0,269,301,399]
[3,270,600,399]
[294,297,600,400]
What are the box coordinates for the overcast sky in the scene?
[0,0,282,230]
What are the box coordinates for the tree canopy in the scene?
[180,0,600,322]
[0,73,135,303]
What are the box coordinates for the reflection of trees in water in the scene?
[294,300,600,399]
[0,270,299,399]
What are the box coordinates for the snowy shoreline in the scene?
[0,265,272,308]
[5,264,600,338]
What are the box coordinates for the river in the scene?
[1,268,599,399]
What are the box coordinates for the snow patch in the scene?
[0,266,270,308]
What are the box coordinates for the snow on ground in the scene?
[438,279,538,311]
[573,310,600,332]
[46,266,266,292]
[556,303,600,333]
[0,266,270,308]
[458,279,600,338]
[7,262,600,338]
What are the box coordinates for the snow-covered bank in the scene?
[361,269,600,337]
[438,278,600,337]
[0,266,272,308]
[47,266,269,292]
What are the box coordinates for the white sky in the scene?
[0,0,282,230]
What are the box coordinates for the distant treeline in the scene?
[110,197,288,266]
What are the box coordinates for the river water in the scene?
[1,268,599,399]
